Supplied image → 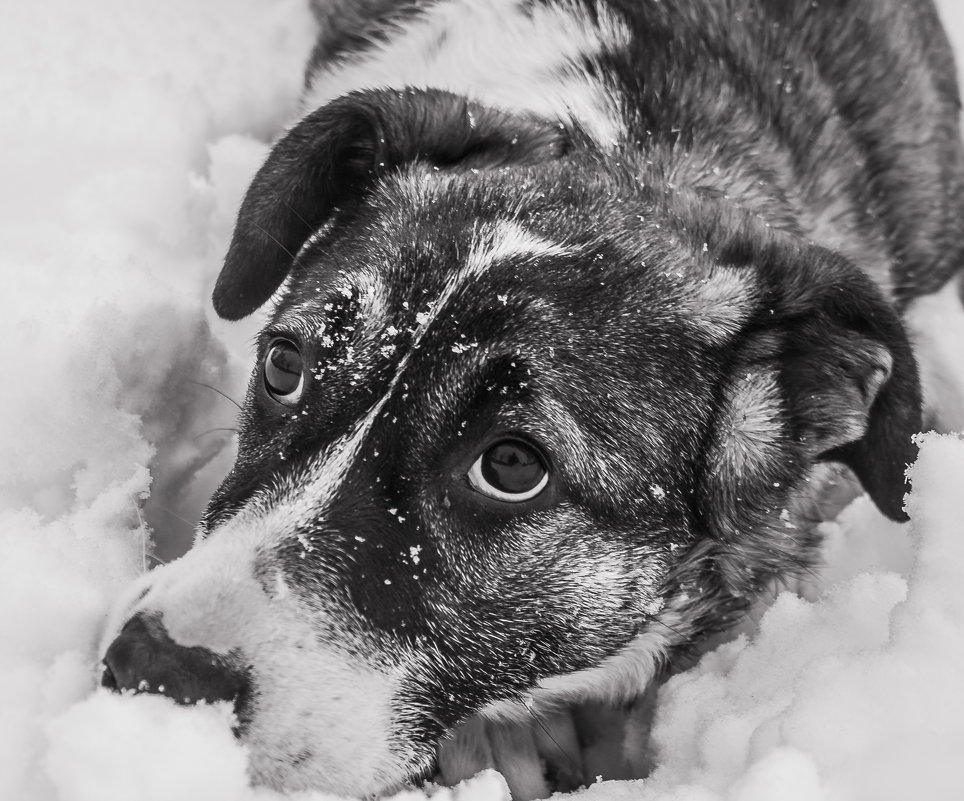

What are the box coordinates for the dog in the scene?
[100,0,964,797]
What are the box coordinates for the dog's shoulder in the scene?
[303,0,632,143]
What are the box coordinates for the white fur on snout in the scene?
[303,0,630,145]
[99,569,159,658]
[117,523,420,795]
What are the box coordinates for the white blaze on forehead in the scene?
[465,219,570,274]
[303,0,631,145]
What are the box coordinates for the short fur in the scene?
[102,0,964,798]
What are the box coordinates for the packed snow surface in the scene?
[2,2,964,800]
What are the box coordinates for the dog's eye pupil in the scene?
[482,442,542,492]
[468,440,549,502]
[264,339,304,403]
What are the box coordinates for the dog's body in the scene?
[102,1,964,797]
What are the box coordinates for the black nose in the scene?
[101,613,248,708]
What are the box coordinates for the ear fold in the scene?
[703,238,921,528]
[214,88,570,320]
[776,256,921,521]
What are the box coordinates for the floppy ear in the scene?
[703,237,921,528]
[770,249,920,521]
[214,88,570,319]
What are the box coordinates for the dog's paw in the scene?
[436,693,658,800]
[437,715,552,801]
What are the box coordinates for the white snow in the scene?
[1,2,964,800]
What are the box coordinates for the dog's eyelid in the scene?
[264,338,306,406]
[466,438,550,503]
[260,324,303,348]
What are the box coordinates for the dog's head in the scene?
[101,89,920,794]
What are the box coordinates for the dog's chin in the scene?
[424,695,658,800]
[237,714,438,799]
[239,712,559,799]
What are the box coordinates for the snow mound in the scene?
[647,436,964,800]
[2,2,964,800]
[567,435,964,801]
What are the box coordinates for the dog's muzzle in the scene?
[101,613,249,718]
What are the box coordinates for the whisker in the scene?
[251,219,298,260]
[149,503,198,530]
[192,427,239,440]
[522,699,581,781]
[189,380,243,411]
[283,199,316,234]
[654,618,688,640]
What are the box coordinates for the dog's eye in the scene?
[468,439,549,502]
[264,339,304,404]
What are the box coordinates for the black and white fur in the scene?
[101,0,964,797]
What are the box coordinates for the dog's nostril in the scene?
[101,612,247,707]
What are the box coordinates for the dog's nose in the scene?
[101,613,247,707]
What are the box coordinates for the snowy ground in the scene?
[2,2,964,800]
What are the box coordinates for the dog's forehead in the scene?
[281,166,596,306]
[279,219,565,327]
[278,166,731,331]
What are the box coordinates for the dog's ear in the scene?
[214,89,570,319]
[704,239,921,526]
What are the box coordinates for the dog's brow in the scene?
[274,270,388,340]
[411,219,571,352]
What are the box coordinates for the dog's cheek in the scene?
[695,366,825,601]
[407,509,670,724]
[705,369,786,495]
[493,518,659,666]
[699,367,796,535]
